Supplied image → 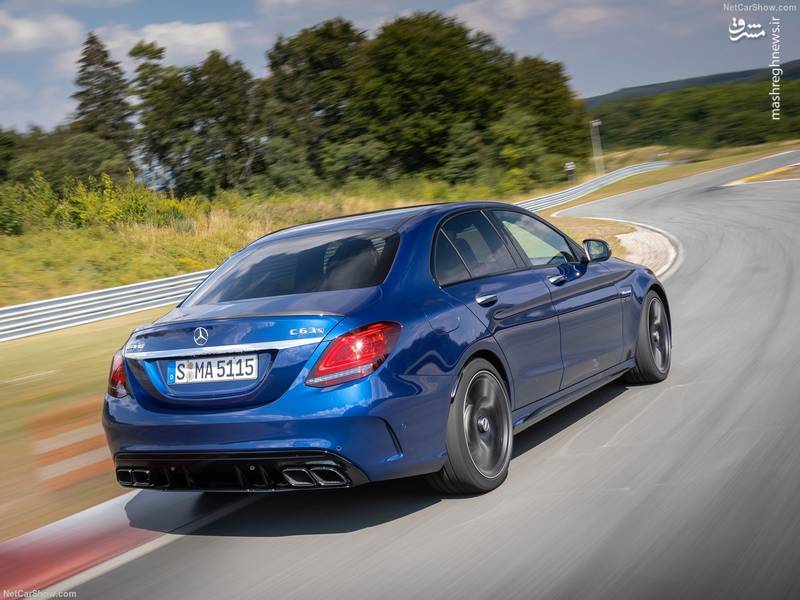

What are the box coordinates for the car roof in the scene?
[259,201,516,242]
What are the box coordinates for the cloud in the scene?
[0,81,75,130]
[258,0,344,13]
[451,1,514,38]
[548,6,622,35]
[106,21,246,61]
[3,0,133,9]
[52,20,257,79]
[0,9,83,52]
[257,0,392,33]
[53,0,134,5]
[450,0,630,39]
[0,79,28,107]
[451,0,562,38]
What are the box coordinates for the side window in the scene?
[440,211,517,278]
[493,210,577,266]
[433,232,470,286]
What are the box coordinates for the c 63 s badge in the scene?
[290,327,325,335]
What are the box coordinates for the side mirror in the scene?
[583,238,612,262]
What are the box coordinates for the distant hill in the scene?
[585,59,800,108]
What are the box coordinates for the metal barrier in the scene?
[0,161,671,342]
[517,161,671,212]
[0,270,212,342]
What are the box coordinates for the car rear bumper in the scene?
[113,450,369,492]
[103,372,452,485]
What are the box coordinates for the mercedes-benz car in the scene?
[104,202,671,494]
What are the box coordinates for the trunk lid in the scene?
[122,289,379,409]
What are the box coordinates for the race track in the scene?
[71,152,800,599]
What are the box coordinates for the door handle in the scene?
[548,274,567,286]
[475,294,498,307]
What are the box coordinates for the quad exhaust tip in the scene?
[116,467,153,487]
[117,464,349,489]
[282,466,347,487]
[309,466,347,486]
[282,468,316,487]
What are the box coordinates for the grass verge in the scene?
[0,307,167,541]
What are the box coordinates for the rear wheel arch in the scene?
[461,348,513,407]
[648,283,671,331]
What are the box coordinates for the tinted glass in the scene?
[434,232,470,286]
[441,211,517,278]
[185,229,399,305]
[494,210,577,266]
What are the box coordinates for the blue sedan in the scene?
[104,202,671,494]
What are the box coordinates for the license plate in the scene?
[167,354,258,384]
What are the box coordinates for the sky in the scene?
[0,0,797,129]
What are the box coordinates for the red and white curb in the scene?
[0,490,255,595]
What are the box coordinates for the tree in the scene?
[508,57,588,159]
[8,130,128,186]
[441,121,484,183]
[0,128,20,182]
[490,109,547,179]
[185,51,254,193]
[354,12,513,173]
[72,32,133,154]
[256,137,320,192]
[320,135,390,183]
[261,19,366,172]
[130,44,254,195]
[129,41,190,188]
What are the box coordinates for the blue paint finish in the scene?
[103,202,667,487]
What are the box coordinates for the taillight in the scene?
[107,351,129,398]
[306,322,401,387]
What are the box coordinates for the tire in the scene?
[625,290,671,384]
[427,359,513,494]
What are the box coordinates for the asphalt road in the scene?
[73,151,800,599]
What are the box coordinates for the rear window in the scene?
[185,229,399,305]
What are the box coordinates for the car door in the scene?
[491,209,624,390]
[433,210,563,408]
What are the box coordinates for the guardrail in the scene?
[0,270,212,342]
[0,161,671,343]
[517,161,671,212]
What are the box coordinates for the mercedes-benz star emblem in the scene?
[193,327,209,346]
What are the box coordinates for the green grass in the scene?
[0,306,167,541]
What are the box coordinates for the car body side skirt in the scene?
[511,358,635,434]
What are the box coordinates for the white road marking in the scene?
[724,177,800,187]
[34,423,106,454]
[2,370,58,384]
[37,446,111,481]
